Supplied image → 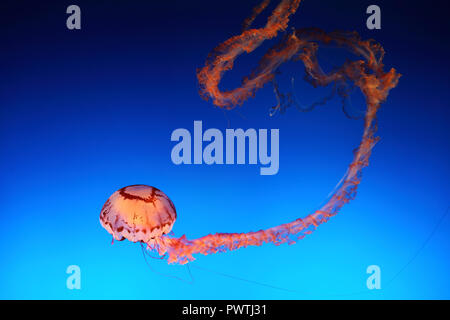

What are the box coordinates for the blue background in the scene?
[0,0,449,299]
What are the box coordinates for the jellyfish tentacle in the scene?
[157,1,400,264]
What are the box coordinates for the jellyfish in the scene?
[100,185,177,252]
[100,0,400,264]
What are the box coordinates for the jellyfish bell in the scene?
[99,185,177,247]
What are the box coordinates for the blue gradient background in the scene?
[0,0,449,299]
